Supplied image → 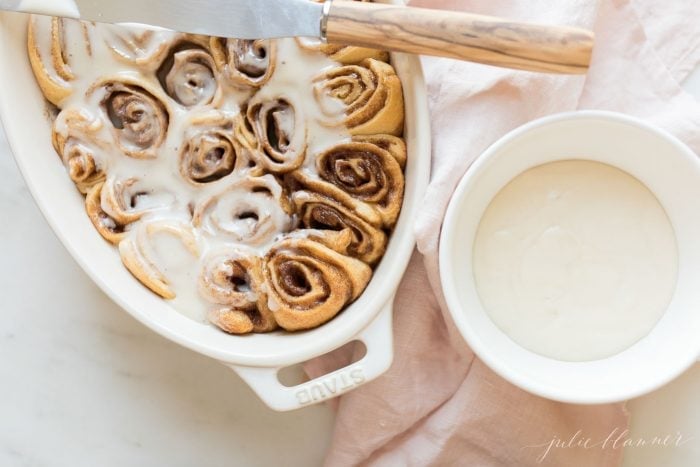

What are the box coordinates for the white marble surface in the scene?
[1,68,698,467]
[0,126,334,466]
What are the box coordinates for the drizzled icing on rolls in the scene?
[29,16,407,333]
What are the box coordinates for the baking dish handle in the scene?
[229,300,394,412]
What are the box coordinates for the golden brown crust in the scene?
[352,134,407,168]
[290,171,382,226]
[292,190,388,266]
[325,46,390,65]
[313,137,406,227]
[289,134,407,229]
[28,17,74,106]
[263,238,371,331]
[314,58,405,136]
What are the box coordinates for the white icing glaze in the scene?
[165,50,218,107]
[42,19,351,322]
[234,40,270,76]
[473,160,678,362]
[193,175,292,246]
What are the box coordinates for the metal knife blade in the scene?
[0,0,325,39]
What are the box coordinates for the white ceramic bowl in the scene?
[440,111,700,404]
[0,7,431,411]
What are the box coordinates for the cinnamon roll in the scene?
[180,112,249,184]
[210,38,276,88]
[246,95,307,173]
[314,58,404,136]
[292,190,388,265]
[28,16,90,106]
[264,238,371,331]
[316,135,405,227]
[200,250,277,333]
[119,221,201,299]
[52,109,107,194]
[91,79,170,159]
[159,45,221,107]
[313,135,406,227]
[193,175,292,246]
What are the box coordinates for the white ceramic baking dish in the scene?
[0,6,430,411]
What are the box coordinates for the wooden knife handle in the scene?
[324,1,594,74]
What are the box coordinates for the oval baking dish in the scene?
[0,2,431,411]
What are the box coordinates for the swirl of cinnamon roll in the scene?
[160,47,220,107]
[85,182,128,244]
[193,175,292,246]
[210,38,276,88]
[200,250,277,334]
[292,190,387,266]
[180,112,250,184]
[353,134,408,167]
[263,238,371,331]
[246,95,307,173]
[91,79,170,159]
[28,16,91,106]
[52,109,107,194]
[290,134,407,229]
[314,58,404,136]
[314,135,406,227]
[62,140,104,193]
[119,221,201,299]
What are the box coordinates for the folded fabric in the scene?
[306,1,700,465]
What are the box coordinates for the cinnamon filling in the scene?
[279,261,313,297]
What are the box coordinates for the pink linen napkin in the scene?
[306,1,700,465]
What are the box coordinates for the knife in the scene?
[1,0,594,74]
